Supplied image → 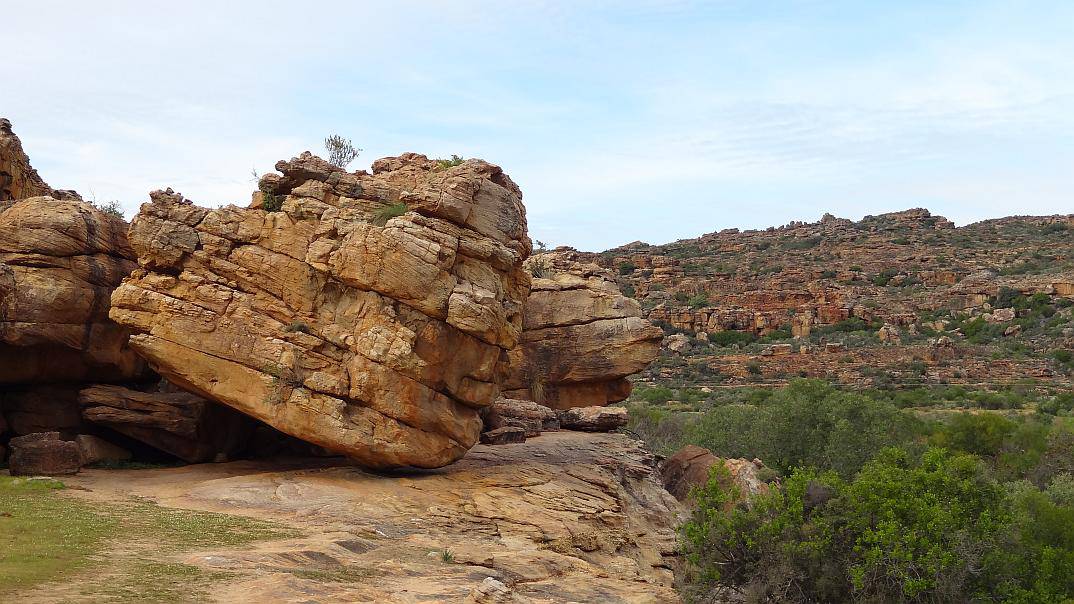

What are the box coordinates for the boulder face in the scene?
[0,196,148,384]
[109,153,530,469]
[504,251,662,409]
[660,444,771,505]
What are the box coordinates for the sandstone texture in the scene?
[557,406,629,432]
[109,153,530,468]
[660,445,771,505]
[481,397,559,437]
[0,197,146,384]
[39,431,683,603]
[74,433,132,465]
[79,383,255,463]
[504,251,662,409]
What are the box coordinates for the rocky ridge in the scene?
[579,209,1074,389]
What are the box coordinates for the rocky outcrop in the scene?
[79,383,256,463]
[480,397,559,437]
[7,431,82,476]
[0,119,63,202]
[109,153,530,469]
[504,251,662,409]
[0,197,147,384]
[660,445,771,505]
[557,406,629,432]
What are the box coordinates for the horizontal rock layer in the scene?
[505,252,662,409]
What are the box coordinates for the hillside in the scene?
[572,208,1074,392]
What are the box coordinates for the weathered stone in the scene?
[109,153,530,469]
[8,432,81,476]
[0,386,85,436]
[481,397,558,437]
[0,197,147,384]
[74,434,132,465]
[479,426,526,445]
[556,406,628,432]
[0,118,63,202]
[54,431,683,602]
[79,383,255,463]
[660,445,770,505]
[504,252,661,409]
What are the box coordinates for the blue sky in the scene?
[3,1,1072,250]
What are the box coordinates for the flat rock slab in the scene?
[557,406,629,432]
[53,431,684,603]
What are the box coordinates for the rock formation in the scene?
[79,383,255,463]
[0,118,59,202]
[7,431,82,476]
[109,153,530,468]
[480,397,559,437]
[0,197,147,384]
[504,251,662,409]
[47,430,685,602]
[660,445,771,505]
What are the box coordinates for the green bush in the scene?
[687,380,919,478]
[618,261,636,275]
[682,447,1074,603]
[708,330,756,347]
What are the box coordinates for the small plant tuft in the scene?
[372,203,408,226]
[284,322,311,334]
[434,155,465,170]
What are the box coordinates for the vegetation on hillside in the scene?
[626,380,1074,602]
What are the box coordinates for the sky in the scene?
[2,1,1072,251]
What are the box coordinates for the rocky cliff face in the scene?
[504,251,662,409]
[110,153,531,468]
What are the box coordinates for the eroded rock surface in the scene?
[0,197,146,384]
[110,153,530,468]
[54,431,684,603]
[505,251,662,409]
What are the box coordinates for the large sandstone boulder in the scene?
[0,197,147,384]
[79,383,255,463]
[109,153,530,468]
[504,251,662,409]
[660,444,771,505]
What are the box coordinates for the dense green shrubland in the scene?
[626,380,1074,602]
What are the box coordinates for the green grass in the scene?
[0,476,299,600]
[0,476,116,596]
[372,202,408,226]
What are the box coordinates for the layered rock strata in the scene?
[0,197,146,384]
[79,383,255,463]
[504,252,662,409]
[109,153,530,468]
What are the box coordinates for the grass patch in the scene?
[0,476,299,600]
[0,477,116,596]
[372,202,408,226]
